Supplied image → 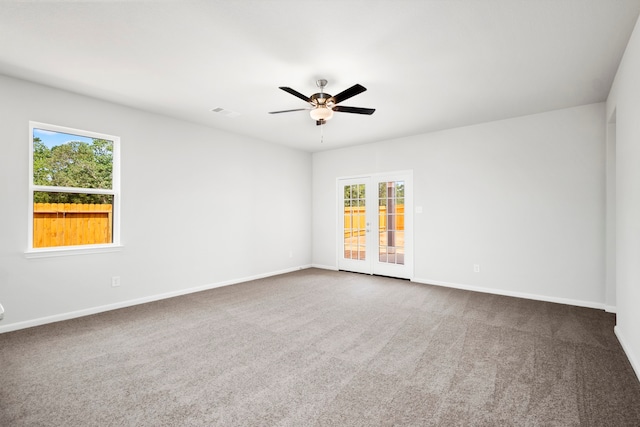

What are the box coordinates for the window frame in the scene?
[26,121,122,258]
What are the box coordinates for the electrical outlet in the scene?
[289,250,293,258]
[111,276,121,287]
[474,264,480,273]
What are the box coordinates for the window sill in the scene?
[25,244,124,259]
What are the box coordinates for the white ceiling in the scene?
[1,0,639,152]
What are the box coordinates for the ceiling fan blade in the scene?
[279,87,311,103]
[333,105,375,115]
[268,108,310,114]
[331,84,367,104]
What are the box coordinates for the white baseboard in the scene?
[412,277,606,310]
[0,265,312,334]
[311,263,339,271]
[1,268,611,335]
[605,305,617,313]
[615,326,640,383]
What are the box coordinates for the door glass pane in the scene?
[378,181,404,265]
[344,183,366,260]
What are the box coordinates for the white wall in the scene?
[313,103,606,307]
[0,74,312,332]
[607,15,640,379]
[605,113,617,311]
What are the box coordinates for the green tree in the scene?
[33,137,113,204]
[33,137,51,186]
[344,184,366,206]
[378,182,404,207]
[343,182,405,206]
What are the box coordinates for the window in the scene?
[27,122,120,256]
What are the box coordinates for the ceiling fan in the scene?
[269,79,375,125]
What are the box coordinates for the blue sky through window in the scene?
[33,128,96,149]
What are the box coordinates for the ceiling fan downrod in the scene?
[316,79,328,90]
[310,79,333,124]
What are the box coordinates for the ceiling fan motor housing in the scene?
[310,92,334,107]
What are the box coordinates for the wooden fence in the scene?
[33,203,113,248]
[344,205,404,238]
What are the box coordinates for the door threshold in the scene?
[338,270,410,281]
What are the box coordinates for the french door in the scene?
[337,172,413,279]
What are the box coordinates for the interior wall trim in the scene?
[0,264,312,334]
[310,264,339,271]
[412,277,606,311]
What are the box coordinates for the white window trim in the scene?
[26,121,122,258]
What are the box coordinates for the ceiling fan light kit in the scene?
[309,106,333,121]
[269,79,375,126]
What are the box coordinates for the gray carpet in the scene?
[1,268,640,426]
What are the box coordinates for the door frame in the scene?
[336,170,414,280]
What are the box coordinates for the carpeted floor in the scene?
[1,268,640,426]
